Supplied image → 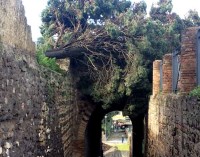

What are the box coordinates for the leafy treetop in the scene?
[38,0,200,116]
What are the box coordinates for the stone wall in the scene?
[0,42,79,156]
[0,0,35,53]
[147,95,200,157]
[0,0,86,156]
[149,27,200,157]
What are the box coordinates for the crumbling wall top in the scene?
[0,0,35,53]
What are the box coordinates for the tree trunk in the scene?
[45,47,87,59]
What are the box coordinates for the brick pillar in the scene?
[179,27,200,93]
[163,54,172,94]
[153,60,162,95]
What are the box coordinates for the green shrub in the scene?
[36,45,64,74]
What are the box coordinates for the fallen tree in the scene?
[39,0,198,115]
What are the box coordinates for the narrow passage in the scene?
[102,130,129,157]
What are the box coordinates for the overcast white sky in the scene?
[22,0,200,42]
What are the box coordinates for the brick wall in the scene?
[152,54,173,95]
[153,60,162,95]
[152,27,200,94]
[162,54,172,94]
[179,27,199,93]
[147,95,200,157]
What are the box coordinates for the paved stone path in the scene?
[103,147,123,157]
[106,131,127,143]
[103,131,129,157]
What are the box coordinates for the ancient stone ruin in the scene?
[0,0,200,157]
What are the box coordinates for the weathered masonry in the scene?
[1,1,200,157]
[0,0,96,157]
[0,1,144,157]
[148,27,200,157]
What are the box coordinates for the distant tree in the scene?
[40,0,132,48]
[150,0,173,23]
[148,0,182,54]
[183,9,200,27]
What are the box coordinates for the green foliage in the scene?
[150,0,173,23]
[39,0,200,116]
[105,22,120,39]
[133,1,147,15]
[102,111,119,137]
[36,37,64,73]
[36,50,59,72]
[90,66,125,109]
[183,10,200,27]
[114,143,129,151]
[85,0,131,22]
[189,86,200,98]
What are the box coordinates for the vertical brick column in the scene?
[153,60,162,95]
[179,27,200,93]
[163,54,172,94]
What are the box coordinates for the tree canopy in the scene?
[38,0,200,116]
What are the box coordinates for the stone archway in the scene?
[82,104,146,157]
[71,98,96,157]
[85,105,105,157]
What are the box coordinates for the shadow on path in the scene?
[103,131,129,157]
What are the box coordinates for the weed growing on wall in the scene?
[36,37,65,74]
[36,49,64,73]
[189,86,200,98]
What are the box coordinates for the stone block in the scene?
[148,95,200,157]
